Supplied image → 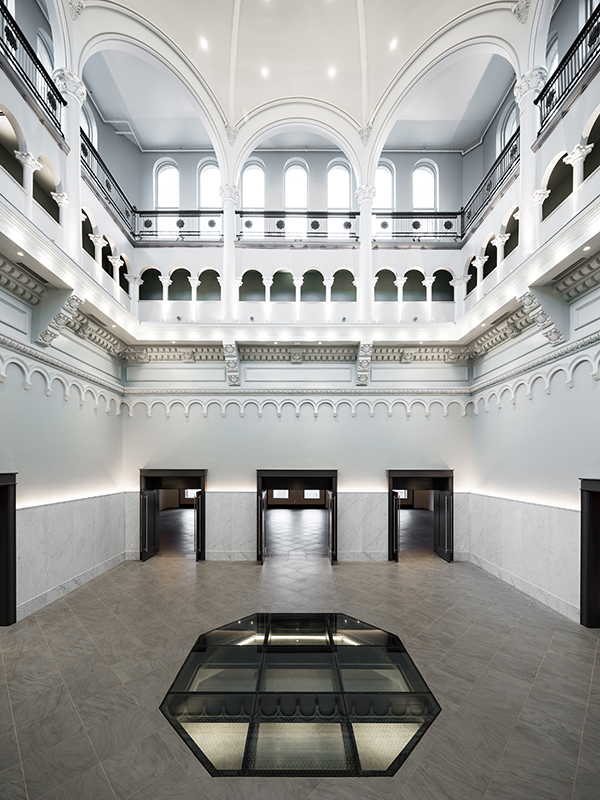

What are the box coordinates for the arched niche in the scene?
[198,269,221,301]
[331,270,356,302]
[301,270,326,302]
[139,268,163,300]
[169,268,192,300]
[466,261,477,295]
[81,210,95,258]
[119,257,130,294]
[432,270,454,301]
[0,107,24,185]
[271,270,295,301]
[504,209,519,258]
[33,156,59,222]
[483,238,497,278]
[403,270,426,302]
[374,269,397,302]
[239,270,265,301]
[542,156,573,219]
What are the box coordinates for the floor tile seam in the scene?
[0,634,30,798]
[569,640,600,800]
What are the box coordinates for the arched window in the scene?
[0,109,23,185]
[504,210,519,258]
[169,269,192,301]
[119,259,129,294]
[199,163,221,208]
[80,102,97,147]
[466,261,477,295]
[373,164,393,211]
[412,161,437,210]
[542,156,573,220]
[285,163,308,210]
[155,162,179,209]
[584,114,600,179]
[301,270,326,302]
[432,270,454,301]
[374,269,397,302]
[33,157,59,222]
[239,270,265,302]
[81,211,95,258]
[328,164,350,209]
[546,32,559,76]
[139,269,163,301]
[197,270,221,301]
[498,103,518,155]
[403,270,426,301]
[331,270,356,302]
[483,240,497,278]
[242,163,265,209]
[271,271,295,301]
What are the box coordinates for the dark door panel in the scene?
[141,489,159,561]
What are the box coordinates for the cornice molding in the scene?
[552,253,600,301]
[0,260,47,305]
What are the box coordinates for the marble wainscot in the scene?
[205,492,256,560]
[337,493,388,561]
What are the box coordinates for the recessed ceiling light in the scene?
[200,37,208,50]
[274,341,278,344]
[328,67,336,78]
[172,341,176,344]
[111,324,116,328]
[583,246,591,251]
[481,323,486,326]
[16,251,24,256]
[318,341,322,344]
[390,38,398,51]
[419,341,423,344]
[261,67,269,77]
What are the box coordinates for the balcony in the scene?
[236,210,359,245]
[0,1,65,137]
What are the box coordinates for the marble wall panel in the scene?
[205,492,256,560]
[125,492,140,556]
[337,493,388,560]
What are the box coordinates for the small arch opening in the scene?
[584,115,600,180]
[504,210,519,257]
[483,239,497,278]
[119,259,130,294]
[139,268,163,300]
[198,270,221,301]
[271,271,295,302]
[403,270,426,302]
[542,157,573,219]
[301,270,326,302]
[0,109,23,184]
[239,270,265,302]
[169,268,192,300]
[374,269,397,302]
[81,211,95,258]
[432,270,454,301]
[466,262,478,295]
[331,269,356,302]
[33,157,59,222]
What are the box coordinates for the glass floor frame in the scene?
[159,613,441,778]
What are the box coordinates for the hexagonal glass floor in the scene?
[160,613,441,777]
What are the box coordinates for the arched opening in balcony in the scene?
[119,257,130,294]
[542,155,573,219]
[504,208,519,258]
[169,268,192,300]
[81,210,96,259]
[33,156,59,222]
[331,270,356,302]
[301,270,326,302]
[466,258,478,295]
[239,270,265,302]
[402,270,426,301]
[139,268,163,300]
[584,112,600,179]
[271,271,295,302]
[432,270,454,301]
[374,269,397,301]
[198,270,221,301]
[0,106,24,185]
[101,236,115,277]
[483,237,497,278]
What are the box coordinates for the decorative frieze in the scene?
[514,66,548,105]
[237,345,357,362]
[356,343,372,386]
[223,342,241,386]
[517,291,565,347]
[37,295,84,347]
[0,259,47,305]
[552,253,600,300]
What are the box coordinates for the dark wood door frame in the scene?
[387,470,454,562]
[256,470,338,563]
[0,473,17,626]
[581,478,600,628]
[139,470,207,562]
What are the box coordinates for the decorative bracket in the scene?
[517,291,565,347]
[37,295,84,347]
[223,341,241,387]
[356,342,372,386]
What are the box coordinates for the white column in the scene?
[125,274,143,316]
[394,277,407,323]
[53,69,87,261]
[220,183,240,323]
[472,256,488,301]
[564,144,594,213]
[50,191,69,234]
[532,189,550,226]
[422,276,435,323]
[293,277,304,323]
[263,276,273,321]
[514,66,547,257]
[89,234,106,283]
[355,184,376,323]
[491,233,510,264]
[14,151,42,218]
[323,277,334,322]
[159,276,172,321]
[450,275,469,320]
[371,276,379,321]
[107,255,124,300]
[233,276,243,322]
[188,277,200,322]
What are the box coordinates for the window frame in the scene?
[412,159,438,212]
[154,159,180,210]
[284,160,309,211]
[372,162,395,212]
[241,161,266,210]
[198,161,221,209]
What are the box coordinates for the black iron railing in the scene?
[81,129,136,235]
[237,210,359,240]
[461,128,520,233]
[135,209,223,241]
[536,4,600,130]
[0,1,65,135]
[372,211,462,240]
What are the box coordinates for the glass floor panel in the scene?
[160,613,440,777]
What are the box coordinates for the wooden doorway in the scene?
[581,478,600,628]
[256,470,338,564]
[0,473,17,625]
[140,470,206,562]
[387,470,454,562]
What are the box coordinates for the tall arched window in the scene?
[412,161,437,210]
[498,103,518,155]
[199,163,221,208]
[285,163,308,210]
[80,101,97,147]
[546,32,559,76]
[36,30,54,75]
[242,163,265,209]
[373,164,393,211]
[156,162,179,209]
[328,163,350,237]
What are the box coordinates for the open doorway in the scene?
[0,473,17,626]
[257,470,337,564]
[140,470,206,562]
[387,470,454,562]
[581,478,600,628]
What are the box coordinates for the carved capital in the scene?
[532,189,551,205]
[125,274,143,287]
[322,277,335,289]
[472,256,489,270]
[563,143,594,166]
[52,68,86,105]
[422,277,436,288]
[262,277,273,288]
[219,183,240,205]
[293,277,304,288]
[352,279,360,288]
[188,277,201,288]
[372,277,379,288]
[14,151,42,172]
[158,277,172,288]
[514,66,547,106]
[394,277,408,289]
[89,234,107,249]
[233,276,244,288]
[492,234,510,248]
[69,0,85,20]
[358,125,372,146]
[107,255,124,270]
[226,124,239,145]
[355,184,376,204]
[450,275,469,287]
[50,191,69,207]
[512,209,520,220]
[511,0,531,24]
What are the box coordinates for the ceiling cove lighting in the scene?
[328,67,336,78]
[390,39,398,51]
[160,613,440,778]
[200,37,208,50]
[261,67,269,78]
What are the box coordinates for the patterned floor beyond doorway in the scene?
[266,508,328,558]
[0,550,599,799]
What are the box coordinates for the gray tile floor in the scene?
[158,509,195,558]
[399,509,434,554]
[266,508,328,558]
[1,547,599,799]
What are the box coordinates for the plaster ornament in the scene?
[69,0,85,20]
[50,191,69,207]
[514,66,548,105]
[125,274,144,287]
[394,277,408,288]
[52,68,86,105]
[563,143,594,166]
[472,256,488,270]
[450,275,469,287]
[14,151,42,171]
[219,183,240,204]
[511,0,530,24]
[188,277,201,288]
[355,184,376,204]
[158,277,173,287]
[532,189,551,204]
[492,234,510,248]
[358,125,372,145]
[422,277,436,288]
[225,124,239,145]
[89,234,107,249]
[322,277,335,288]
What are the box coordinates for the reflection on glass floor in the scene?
[160,613,441,777]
